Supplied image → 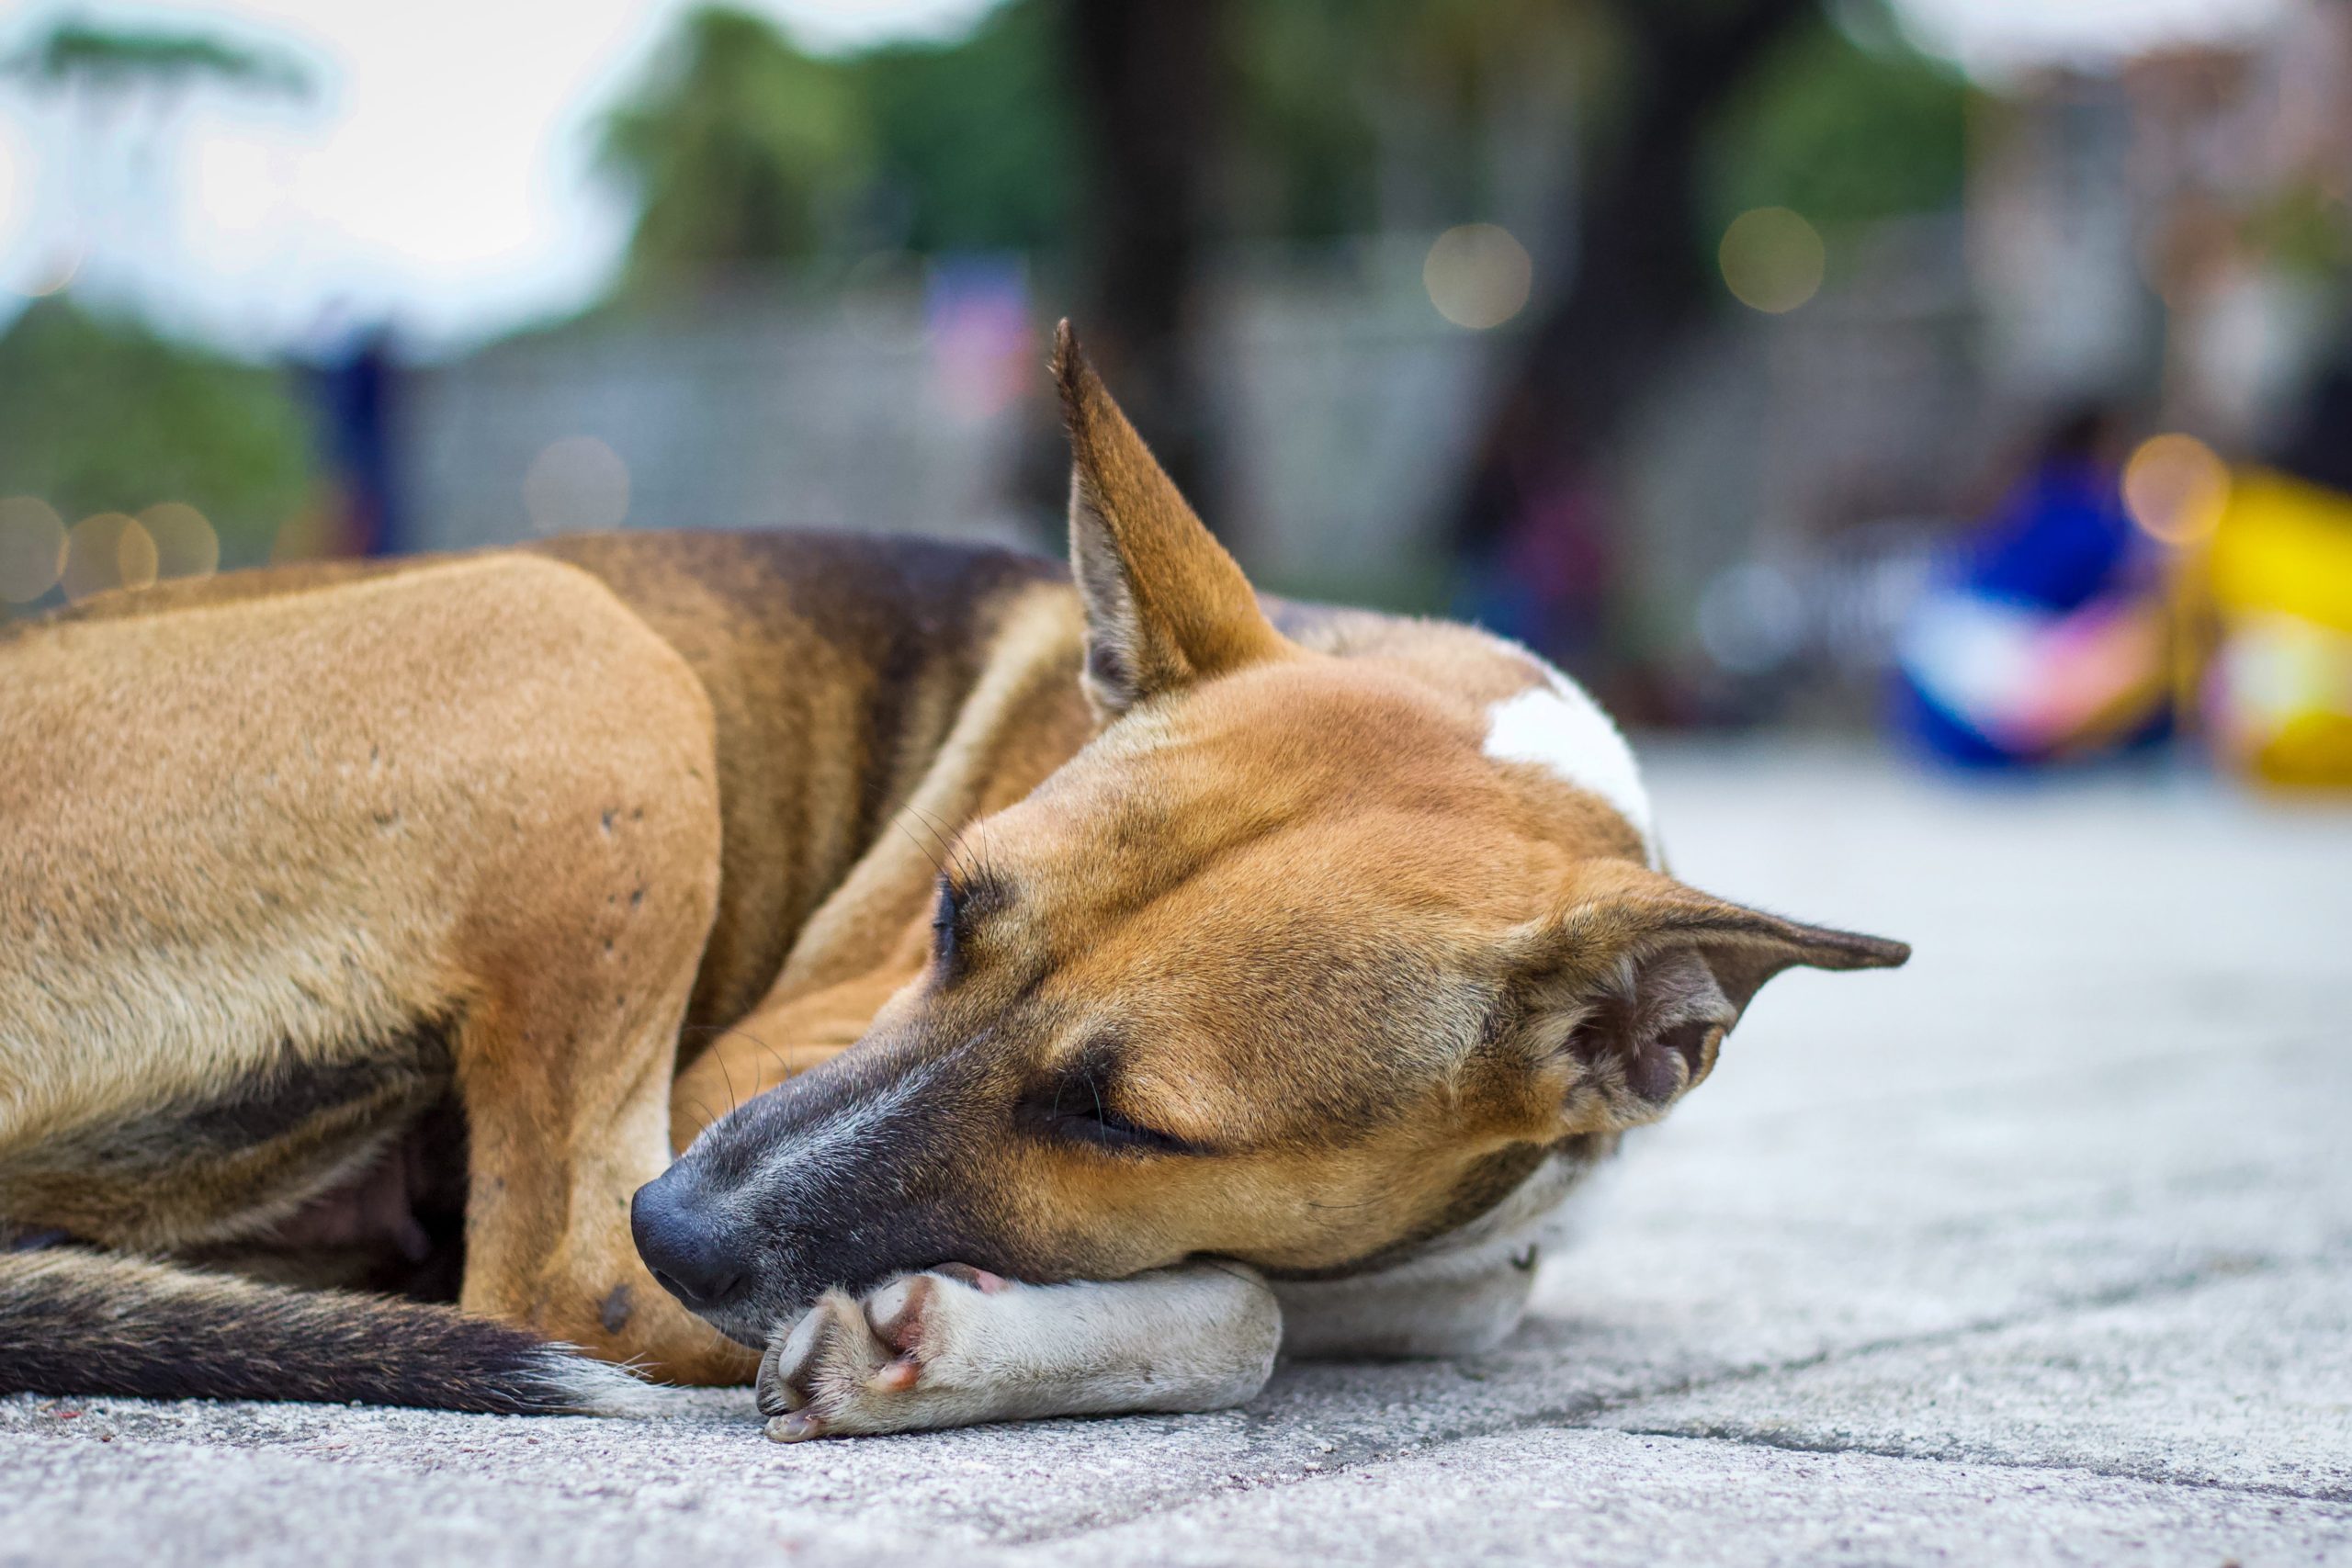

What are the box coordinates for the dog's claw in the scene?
[755,1294,841,1416]
[753,1340,797,1416]
[765,1412,824,1442]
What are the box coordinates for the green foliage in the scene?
[587,0,1968,283]
[0,299,315,566]
[1,18,311,98]
[851,0,1078,254]
[1228,0,1387,240]
[599,6,875,286]
[2246,182,2352,281]
[598,1,1077,283]
[1702,5,1970,233]
[1227,0,1600,239]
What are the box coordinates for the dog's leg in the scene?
[448,791,761,1388]
[390,570,763,1388]
[1272,1252,1542,1359]
[754,1262,1281,1439]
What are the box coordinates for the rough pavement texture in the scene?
[6,746,2348,1566]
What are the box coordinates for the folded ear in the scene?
[1052,321,1293,717]
[1500,863,1909,1132]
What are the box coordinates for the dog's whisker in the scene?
[888,811,950,880]
[900,797,949,839]
[677,1021,802,1100]
[900,800,967,883]
[910,798,994,892]
[714,1042,740,1119]
[896,794,967,873]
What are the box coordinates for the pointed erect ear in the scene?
[1052,321,1293,716]
[1501,863,1910,1132]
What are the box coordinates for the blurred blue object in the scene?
[1892,413,2169,768]
[1963,454,2146,614]
[310,325,404,557]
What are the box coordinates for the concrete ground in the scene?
[6,746,2348,1567]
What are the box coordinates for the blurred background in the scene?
[2,0,2349,784]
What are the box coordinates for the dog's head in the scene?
[636,325,1907,1347]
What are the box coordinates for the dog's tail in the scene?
[0,1248,661,1416]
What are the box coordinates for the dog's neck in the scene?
[530,530,1096,1032]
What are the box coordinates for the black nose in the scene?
[630,1168,748,1311]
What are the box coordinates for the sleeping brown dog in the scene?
[0,326,1905,1434]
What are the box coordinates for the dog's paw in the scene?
[757,1263,1009,1441]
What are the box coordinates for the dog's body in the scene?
[0,330,1905,1434]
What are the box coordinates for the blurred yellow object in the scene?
[2200,468,2352,788]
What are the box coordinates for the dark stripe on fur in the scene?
[2,1021,457,1253]
[0,1250,631,1414]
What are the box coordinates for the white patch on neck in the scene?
[1480,657,1654,860]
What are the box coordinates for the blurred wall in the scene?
[399,242,1522,614]
[403,288,1037,554]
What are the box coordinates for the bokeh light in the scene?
[11,249,84,299]
[0,495,68,604]
[62,513,159,602]
[1719,208,1826,314]
[523,435,631,535]
[2122,434,2230,546]
[1424,223,1533,330]
[140,502,221,581]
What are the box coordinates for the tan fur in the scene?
[3,556,748,1380]
[1,325,1905,1413]
[667,582,1098,1145]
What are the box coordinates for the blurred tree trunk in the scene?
[1068,0,1224,519]
[1452,0,1816,671]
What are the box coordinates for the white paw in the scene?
[756,1261,1283,1441]
[756,1263,1011,1441]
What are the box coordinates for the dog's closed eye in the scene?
[1018,1069,1194,1156]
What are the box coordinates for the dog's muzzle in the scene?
[630,1166,755,1315]
[631,1047,1022,1345]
